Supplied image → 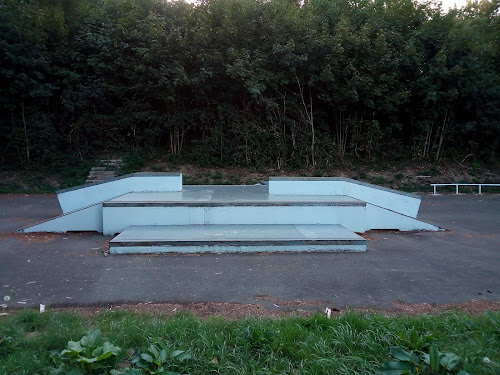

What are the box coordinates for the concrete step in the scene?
[85,158,124,184]
[101,159,123,166]
[109,224,366,254]
[88,171,117,177]
[89,170,115,174]
[85,169,117,184]
[102,190,366,235]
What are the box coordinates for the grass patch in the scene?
[183,171,265,186]
[369,175,393,186]
[399,182,431,193]
[0,158,91,194]
[0,310,498,374]
[119,149,147,175]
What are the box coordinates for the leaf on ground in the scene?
[390,346,419,364]
[141,353,154,363]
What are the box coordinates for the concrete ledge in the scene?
[109,224,367,254]
[268,177,421,218]
[269,177,419,198]
[269,177,345,196]
[110,244,367,254]
[56,172,182,194]
[57,173,182,213]
[103,200,365,207]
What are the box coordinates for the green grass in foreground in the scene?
[0,310,499,375]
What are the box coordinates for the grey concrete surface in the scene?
[110,224,366,254]
[106,186,363,205]
[112,224,365,243]
[0,193,499,310]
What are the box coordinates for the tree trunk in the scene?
[422,122,433,159]
[296,74,315,167]
[435,109,448,162]
[309,91,315,167]
[21,100,30,165]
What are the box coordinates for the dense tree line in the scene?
[1,0,499,169]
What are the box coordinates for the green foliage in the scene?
[238,324,277,355]
[120,149,146,175]
[485,310,500,339]
[370,175,392,185]
[113,342,191,375]
[380,343,471,375]
[1,310,500,374]
[50,329,121,374]
[422,165,441,177]
[395,173,404,180]
[395,327,435,352]
[0,0,499,168]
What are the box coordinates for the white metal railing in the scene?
[431,183,500,195]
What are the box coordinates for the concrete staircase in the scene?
[101,188,366,235]
[85,158,123,184]
[110,224,366,254]
[18,174,440,254]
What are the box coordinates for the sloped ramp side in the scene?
[366,204,441,231]
[18,203,103,233]
[343,180,420,218]
[57,172,182,213]
[268,177,421,218]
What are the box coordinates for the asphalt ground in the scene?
[0,193,499,311]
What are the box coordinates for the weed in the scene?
[149,165,164,172]
[471,161,481,170]
[114,342,191,375]
[485,310,499,338]
[0,333,15,357]
[0,182,23,194]
[120,149,146,175]
[50,329,121,374]
[380,343,471,375]
[395,328,435,351]
[229,175,242,184]
[422,165,440,177]
[370,176,391,185]
[313,170,324,177]
[399,183,429,193]
[482,186,500,193]
[212,171,223,180]
[183,176,202,185]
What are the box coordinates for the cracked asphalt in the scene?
[0,193,499,311]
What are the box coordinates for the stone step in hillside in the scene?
[109,224,367,254]
[85,158,123,184]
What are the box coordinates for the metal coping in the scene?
[102,200,366,207]
[268,177,420,199]
[56,172,182,194]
